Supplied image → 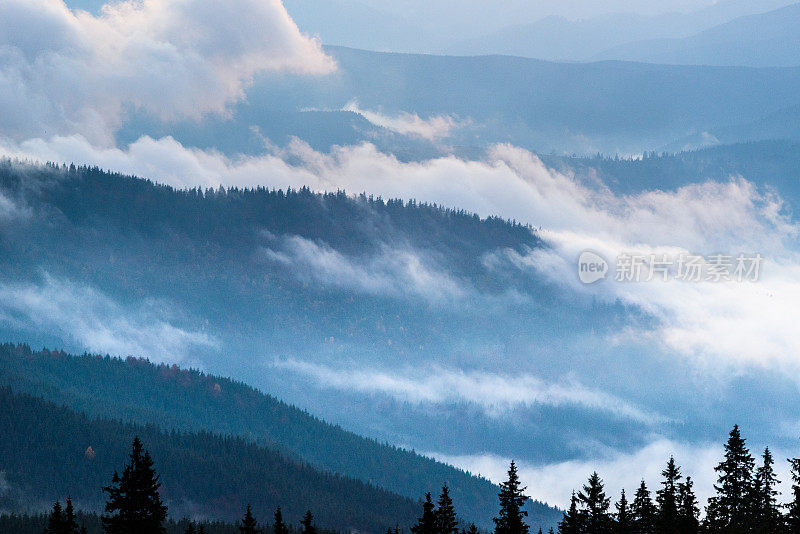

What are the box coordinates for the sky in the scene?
[3,0,800,511]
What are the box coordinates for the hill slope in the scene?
[0,385,420,531]
[0,343,563,529]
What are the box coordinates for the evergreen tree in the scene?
[101,437,168,534]
[412,493,438,534]
[63,498,80,534]
[301,510,317,534]
[786,457,800,534]
[631,481,657,534]
[559,492,584,534]
[436,485,459,534]
[616,490,631,534]
[753,448,782,534]
[578,472,612,534]
[274,507,289,534]
[705,425,755,534]
[46,501,64,534]
[239,505,260,534]
[676,477,698,534]
[494,461,530,534]
[185,523,196,534]
[656,458,682,534]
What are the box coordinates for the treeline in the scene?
[0,386,419,531]
[559,425,797,534]
[0,343,559,529]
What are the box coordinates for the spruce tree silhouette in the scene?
[615,489,631,534]
[274,507,289,534]
[631,481,657,534]
[657,458,682,534]
[578,472,612,534]
[494,461,529,534]
[558,492,583,534]
[101,436,168,534]
[436,485,459,534]
[754,448,782,534]
[705,425,755,534]
[676,477,699,534]
[239,504,260,534]
[301,510,317,534]
[46,501,64,534]
[412,492,437,534]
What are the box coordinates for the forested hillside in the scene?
[0,344,563,530]
[0,386,421,531]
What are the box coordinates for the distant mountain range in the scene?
[594,3,800,66]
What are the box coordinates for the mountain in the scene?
[0,343,562,529]
[0,383,420,531]
[445,0,795,60]
[124,45,800,156]
[594,3,800,67]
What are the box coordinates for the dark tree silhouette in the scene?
[705,425,755,534]
[753,448,782,534]
[494,461,529,534]
[656,458,681,534]
[676,477,699,534]
[301,510,317,534]
[558,492,583,534]
[412,493,438,534]
[101,436,168,534]
[578,472,612,534]
[239,505,260,534]
[436,485,459,534]
[631,481,657,534]
[615,490,631,534]
[273,507,289,534]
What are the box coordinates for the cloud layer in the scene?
[273,358,662,423]
[0,0,334,144]
[0,275,215,362]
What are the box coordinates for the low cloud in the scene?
[4,134,800,370]
[262,235,466,302]
[272,358,663,423]
[0,0,334,144]
[342,101,470,141]
[0,274,216,362]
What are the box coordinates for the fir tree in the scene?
[705,425,755,534]
[559,492,584,534]
[46,501,64,534]
[63,498,80,534]
[676,477,698,534]
[101,436,168,534]
[631,481,657,534]
[753,448,782,534]
[412,493,438,534]
[494,461,530,534]
[185,523,196,534]
[436,485,459,534]
[301,510,317,534]
[786,457,800,534]
[578,472,612,534]
[274,507,289,534]
[616,489,631,534]
[239,505,260,534]
[656,457,682,534]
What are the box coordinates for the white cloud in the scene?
[262,235,466,302]
[0,274,216,362]
[4,134,800,370]
[272,358,663,423]
[0,0,334,144]
[432,439,797,511]
[343,100,470,141]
